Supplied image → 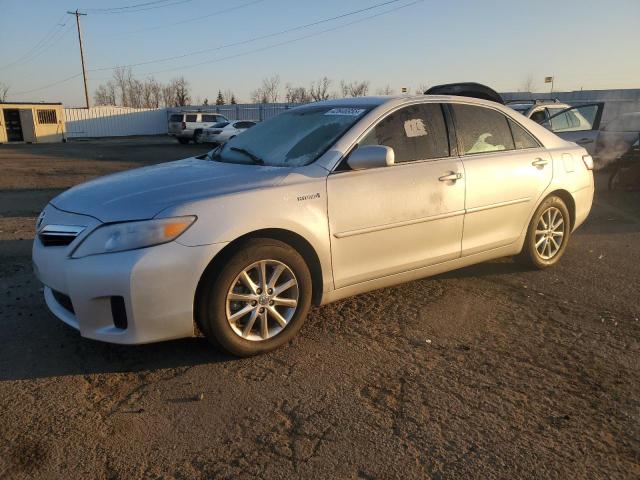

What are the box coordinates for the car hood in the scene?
[50,157,289,222]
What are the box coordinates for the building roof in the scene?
[0,102,63,106]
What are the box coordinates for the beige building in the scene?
[0,102,66,143]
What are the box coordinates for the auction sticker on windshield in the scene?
[324,108,367,116]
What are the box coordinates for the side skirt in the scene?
[319,236,524,306]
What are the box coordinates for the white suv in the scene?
[168,111,229,144]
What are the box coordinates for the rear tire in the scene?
[197,239,312,357]
[518,195,571,269]
[177,137,190,144]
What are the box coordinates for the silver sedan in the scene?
[33,94,594,356]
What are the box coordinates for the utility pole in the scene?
[68,10,90,109]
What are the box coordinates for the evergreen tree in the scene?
[215,90,225,105]
[230,94,237,105]
[202,98,209,106]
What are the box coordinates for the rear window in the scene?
[452,104,515,155]
[169,114,183,122]
[202,114,222,122]
[185,114,197,122]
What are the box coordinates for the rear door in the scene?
[451,103,553,256]
[542,103,604,155]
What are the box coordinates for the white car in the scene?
[198,121,257,144]
[33,91,594,357]
[167,111,229,144]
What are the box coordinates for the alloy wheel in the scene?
[225,259,299,341]
[534,206,565,260]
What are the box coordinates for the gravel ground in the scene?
[0,137,638,479]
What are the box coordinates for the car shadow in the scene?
[433,258,528,281]
[0,239,237,382]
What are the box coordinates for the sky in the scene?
[0,0,639,107]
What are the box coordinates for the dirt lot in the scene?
[0,137,638,479]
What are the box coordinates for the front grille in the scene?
[52,290,75,314]
[38,224,85,247]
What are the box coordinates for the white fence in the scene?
[64,106,168,138]
[63,89,640,139]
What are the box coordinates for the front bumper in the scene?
[33,208,227,344]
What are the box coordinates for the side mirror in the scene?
[347,145,395,170]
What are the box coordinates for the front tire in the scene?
[197,239,312,357]
[519,195,571,269]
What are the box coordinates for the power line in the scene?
[6,22,74,69]
[84,0,180,12]
[85,0,195,15]
[107,0,266,36]
[0,13,67,70]
[11,0,422,96]
[90,0,404,71]
[138,0,423,76]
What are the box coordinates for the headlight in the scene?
[72,216,196,258]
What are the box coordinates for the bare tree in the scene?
[309,77,332,102]
[522,74,534,94]
[172,77,191,106]
[162,84,176,107]
[128,77,144,108]
[340,80,369,98]
[94,81,116,106]
[0,82,9,102]
[284,83,310,103]
[250,87,268,104]
[112,66,134,106]
[260,75,281,102]
[145,77,162,108]
[376,84,394,95]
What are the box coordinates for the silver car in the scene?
[33,95,594,356]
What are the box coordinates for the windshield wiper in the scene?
[230,147,264,165]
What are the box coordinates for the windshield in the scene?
[210,105,370,167]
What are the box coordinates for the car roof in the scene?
[305,94,492,109]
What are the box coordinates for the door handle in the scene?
[576,138,593,145]
[531,158,548,167]
[439,172,462,182]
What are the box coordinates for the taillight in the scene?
[582,154,594,170]
[181,122,186,130]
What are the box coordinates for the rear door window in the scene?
[202,114,219,122]
[508,119,541,149]
[185,114,197,122]
[359,103,450,163]
[169,114,183,122]
[452,104,515,155]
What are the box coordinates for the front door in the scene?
[542,103,604,156]
[449,103,553,255]
[327,103,465,289]
[3,109,23,142]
